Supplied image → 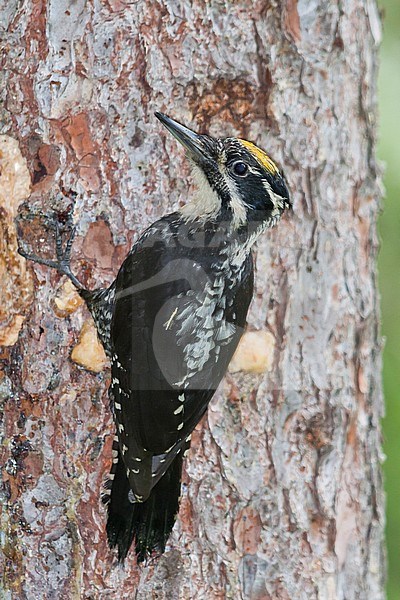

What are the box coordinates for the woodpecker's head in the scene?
[155,112,291,232]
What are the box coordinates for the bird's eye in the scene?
[232,161,249,176]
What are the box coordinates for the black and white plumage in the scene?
[19,113,290,562]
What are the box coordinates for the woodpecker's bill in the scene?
[18,113,290,563]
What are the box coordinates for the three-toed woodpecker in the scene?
[19,113,291,562]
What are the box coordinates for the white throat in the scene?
[179,165,221,223]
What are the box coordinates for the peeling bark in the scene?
[0,1,384,598]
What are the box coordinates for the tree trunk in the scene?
[0,1,385,598]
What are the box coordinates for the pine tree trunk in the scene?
[0,1,385,598]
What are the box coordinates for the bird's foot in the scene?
[18,216,83,290]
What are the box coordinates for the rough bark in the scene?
[0,1,384,598]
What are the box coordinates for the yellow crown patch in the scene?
[238,139,279,175]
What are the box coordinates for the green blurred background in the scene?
[378,0,400,597]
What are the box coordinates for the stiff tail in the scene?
[103,447,184,562]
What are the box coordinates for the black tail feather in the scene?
[105,450,184,563]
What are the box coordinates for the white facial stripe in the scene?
[180,164,221,222]
[247,165,259,176]
[179,155,285,230]
[262,180,286,215]
[230,212,283,266]
[222,173,249,229]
